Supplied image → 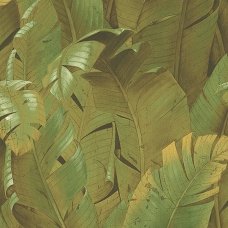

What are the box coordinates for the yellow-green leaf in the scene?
[0,80,45,154]
[43,40,105,100]
[51,0,104,47]
[191,54,228,135]
[115,0,219,104]
[123,134,228,228]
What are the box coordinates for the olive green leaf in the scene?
[7,0,61,90]
[42,40,105,100]
[218,0,228,52]
[20,0,57,29]
[191,54,228,228]
[15,0,35,19]
[0,1,19,81]
[64,188,99,228]
[1,148,19,228]
[211,169,228,228]
[51,0,104,47]
[12,21,40,85]
[123,133,228,228]
[190,54,228,136]
[1,108,98,227]
[104,200,128,228]
[43,28,190,225]
[0,1,19,44]
[0,42,13,81]
[2,1,228,227]
[79,28,190,174]
[0,80,45,155]
[0,193,20,228]
[209,25,225,74]
[115,0,219,104]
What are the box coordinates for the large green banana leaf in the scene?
[114,0,219,105]
[190,54,228,228]
[44,28,190,225]
[2,1,228,227]
[51,0,104,47]
[7,0,61,90]
[191,54,228,136]
[1,107,99,227]
[43,40,105,100]
[122,133,228,228]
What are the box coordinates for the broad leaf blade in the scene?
[51,0,104,47]
[0,193,19,228]
[2,107,92,227]
[115,0,219,104]
[43,40,105,100]
[0,81,45,154]
[123,134,228,228]
[191,54,228,135]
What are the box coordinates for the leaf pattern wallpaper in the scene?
[0,0,228,227]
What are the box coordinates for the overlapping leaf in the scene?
[191,54,228,228]
[0,0,19,44]
[1,1,228,227]
[51,0,104,47]
[79,28,190,172]
[1,107,99,227]
[44,28,190,225]
[0,193,19,228]
[114,0,219,104]
[43,40,105,100]
[0,80,45,155]
[191,54,228,135]
[0,1,19,81]
[7,0,61,90]
[123,134,228,228]
[103,0,118,28]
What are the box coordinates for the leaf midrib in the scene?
[33,148,66,227]
[174,0,189,81]
[167,151,222,227]
[62,0,77,42]
[102,59,145,175]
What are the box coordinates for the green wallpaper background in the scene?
[0,0,228,227]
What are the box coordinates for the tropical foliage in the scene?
[0,0,227,227]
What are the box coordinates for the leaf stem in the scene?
[174,0,189,81]
[214,195,221,228]
[33,144,66,227]
[62,0,77,42]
